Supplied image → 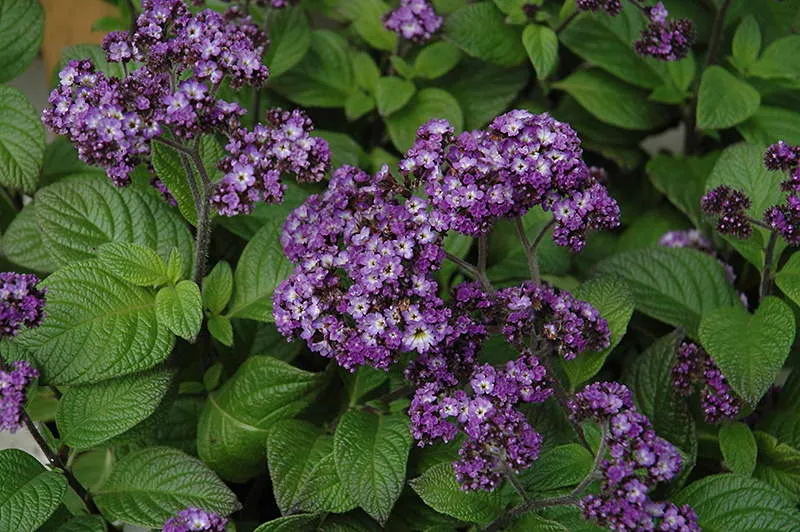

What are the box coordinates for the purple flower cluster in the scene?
[577,1,694,61]
[496,281,611,360]
[399,112,620,250]
[383,0,443,43]
[673,342,741,424]
[0,360,38,433]
[163,507,227,532]
[210,108,330,216]
[410,353,551,490]
[273,165,449,371]
[570,382,699,531]
[1,273,46,339]
[764,141,800,245]
[701,185,753,239]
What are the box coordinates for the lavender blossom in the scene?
[0,360,39,433]
[673,342,741,424]
[1,273,46,339]
[701,185,753,239]
[163,508,227,532]
[383,0,443,43]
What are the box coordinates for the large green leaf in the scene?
[719,422,757,476]
[386,88,464,152]
[347,0,397,52]
[0,0,44,83]
[94,447,240,528]
[553,69,671,131]
[266,419,333,515]
[294,453,357,513]
[263,6,311,78]
[56,368,173,449]
[730,15,761,73]
[226,220,293,322]
[646,152,719,227]
[0,449,66,532]
[410,463,504,524]
[97,242,169,287]
[34,175,193,272]
[750,35,800,80]
[522,24,558,80]
[753,432,800,503]
[519,444,593,494]
[414,42,462,80]
[197,356,323,482]
[594,247,740,336]
[444,61,528,130]
[674,474,800,531]
[562,276,634,389]
[699,297,795,405]
[334,410,412,524]
[18,262,175,385]
[0,86,45,193]
[0,203,58,273]
[55,515,107,532]
[696,66,761,130]
[375,76,416,117]
[738,106,800,146]
[444,2,526,67]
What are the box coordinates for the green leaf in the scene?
[263,6,311,78]
[696,66,761,130]
[150,140,198,225]
[445,60,529,130]
[375,76,416,117]
[0,449,66,532]
[255,514,323,532]
[759,409,800,454]
[315,131,370,171]
[0,203,58,273]
[18,262,175,385]
[562,276,634,389]
[674,474,800,531]
[776,252,800,306]
[750,35,800,80]
[345,91,376,121]
[731,16,761,72]
[444,2,526,67]
[386,88,464,152]
[519,444,593,494]
[0,86,45,193]
[553,69,671,131]
[352,51,380,92]
[414,42,462,79]
[594,247,740,337]
[165,248,183,285]
[719,422,757,475]
[227,220,293,322]
[646,152,719,227]
[156,280,203,341]
[207,315,233,347]
[203,261,233,315]
[94,447,240,528]
[273,30,354,108]
[0,0,44,82]
[54,44,123,82]
[34,175,193,273]
[349,0,397,52]
[738,106,800,146]
[341,366,389,406]
[389,56,415,80]
[97,242,168,287]
[753,431,800,503]
[56,368,172,449]
[55,515,107,532]
[197,356,323,482]
[334,410,412,524]
[40,137,99,185]
[266,419,333,514]
[699,297,795,405]
[522,24,558,80]
[294,453,358,513]
[622,332,697,465]
[410,463,504,524]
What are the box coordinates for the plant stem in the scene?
[556,10,579,34]
[505,469,531,503]
[540,350,591,452]
[21,413,101,515]
[760,230,779,301]
[445,251,481,281]
[477,234,494,293]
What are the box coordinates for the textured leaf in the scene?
[594,247,740,336]
[150,140,198,225]
[156,280,203,341]
[386,88,463,152]
[18,262,175,385]
[646,152,718,227]
[266,419,333,515]
[719,422,757,476]
[522,24,558,80]
[753,431,800,502]
[731,16,761,72]
[414,42,462,79]
[348,0,397,52]
[0,449,67,532]
[696,66,761,130]
[203,261,233,316]
[699,297,795,405]
[553,69,671,131]
[519,444,593,493]
[56,368,172,450]
[775,251,800,306]
[341,366,389,406]
[94,447,240,528]
[750,35,800,80]
[738,106,800,146]
[197,356,323,482]
[227,220,293,322]
[0,86,45,193]
[97,242,168,287]
[0,0,44,83]
[0,203,58,273]
[375,76,416,117]
[674,474,800,531]
[444,60,528,130]
[40,137,99,185]
[255,515,323,532]
[263,6,311,78]
[444,2,525,67]
[410,463,504,524]
[294,453,358,513]
[55,515,107,532]
[759,409,800,454]
[334,410,412,524]
[34,175,193,272]
[622,332,697,465]
[207,315,233,347]
[562,276,634,389]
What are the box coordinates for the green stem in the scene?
[760,230,779,301]
[445,251,481,281]
[556,10,579,34]
[477,234,494,293]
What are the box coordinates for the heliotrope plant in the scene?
[1,0,800,531]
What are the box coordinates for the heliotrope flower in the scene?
[762,141,800,245]
[1,273,46,339]
[383,0,443,43]
[570,382,699,531]
[0,360,39,433]
[701,185,753,239]
[673,342,741,424]
[163,507,227,532]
